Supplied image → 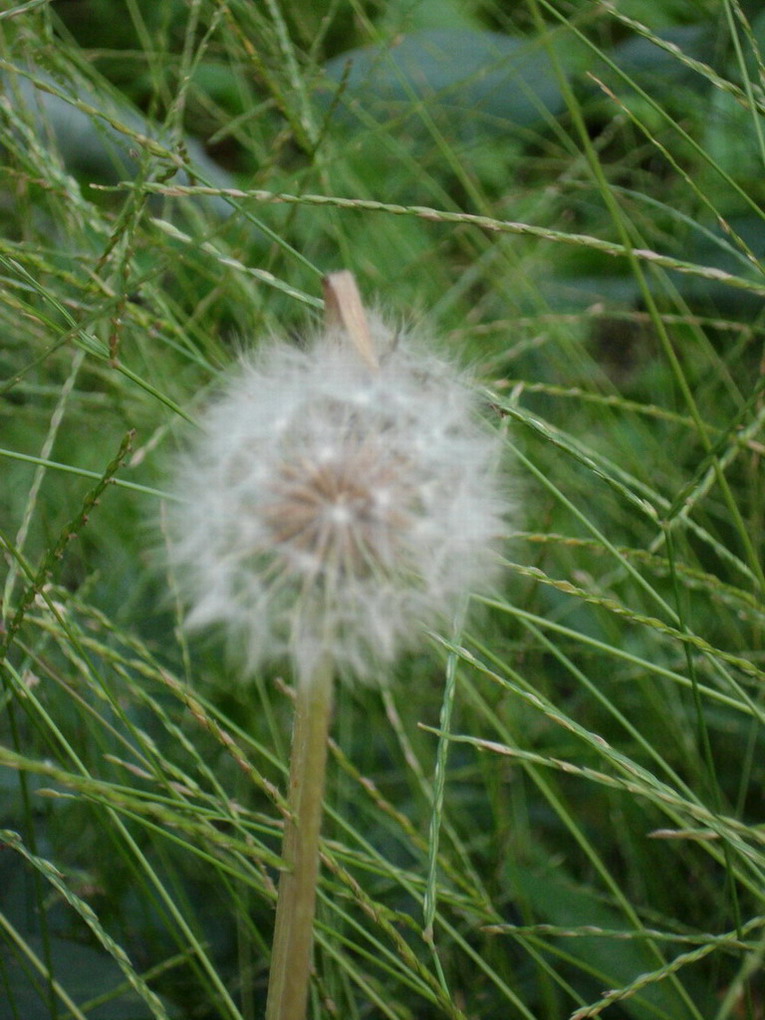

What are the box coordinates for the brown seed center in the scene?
[261,444,411,578]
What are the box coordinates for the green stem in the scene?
[265,658,334,1020]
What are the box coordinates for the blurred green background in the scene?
[1,1,765,1017]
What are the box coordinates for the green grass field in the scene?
[1,1,765,1017]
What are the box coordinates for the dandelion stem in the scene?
[266,273,367,1019]
[265,657,334,1020]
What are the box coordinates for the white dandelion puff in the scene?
[167,296,506,688]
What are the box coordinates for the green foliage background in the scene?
[1,0,765,1017]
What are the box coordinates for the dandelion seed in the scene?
[167,293,506,687]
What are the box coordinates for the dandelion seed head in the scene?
[167,312,508,685]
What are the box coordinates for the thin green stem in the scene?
[265,658,334,1020]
